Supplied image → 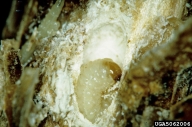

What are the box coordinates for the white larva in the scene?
[75,58,122,122]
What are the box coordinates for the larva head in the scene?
[102,58,122,81]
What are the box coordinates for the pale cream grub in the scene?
[75,58,122,123]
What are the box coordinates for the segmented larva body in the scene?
[75,23,126,123]
[76,58,122,122]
